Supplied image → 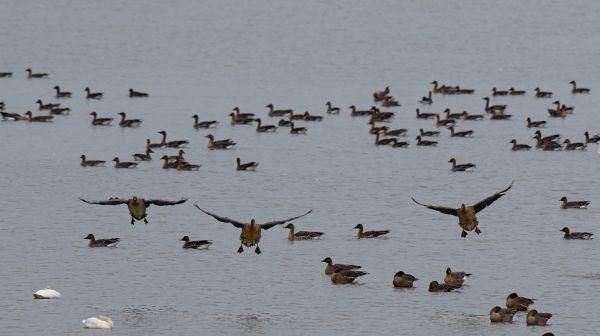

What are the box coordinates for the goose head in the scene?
[180,235,190,242]
[321,257,333,264]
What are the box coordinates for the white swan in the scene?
[33,286,61,299]
[82,315,113,329]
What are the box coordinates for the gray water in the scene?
[1,1,599,335]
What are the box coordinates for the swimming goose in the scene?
[326,101,340,114]
[534,87,552,98]
[448,126,474,137]
[374,132,396,146]
[84,234,120,247]
[80,155,105,167]
[205,134,236,149]
[560,227,593,240]
[461,111,484,120]
[49,107,70,115]
[420,128,440,137]
[89,112,113,126]
[112,157,137,169]
[416,108,436,119]
[146,138,163,149]
[553,100,574,114]
[371,107,394,120]
[560,196,590,209]
[167,149,186,163]
[428,281,457,292]
[288,111,305,121]
[283,223,323,241]
[412,181,513,237]
[180,236,212,249]
[255,118,277,132]
[380,126,407,137]
[526,117,546,128]
[390,139,410,148]
[266,104,293,117]
[415,135,438,146]
[331,269,368,284]
[194,205,312,254]
[489,306,516,323]
[381,96,400,107]
[132,148,153,161]
[1,111,27,121]
[26,68,48,78]
[535,130,560,142]
[53,85,72,98]
[510,139,531,151]
[278,119,292,127]
[289,122,307,135]
[24,111,53,122]
[303,111,324,121]
[584,131,600,143]
[444,108,463,120]
[535,138,562,151]
[368,120,386,135]
[526,310,552,326]
[33,285,61,299]
[492,87,509,96]
[509,87,526,95]
[84,87,103,99]
[192,114,218,129]
[236,157,258,171]
[490,111,512,120]
[321,257,361,275]
[482,97,507,113]
[0,72,13,77]
[372,86,390,101]
[393,271,418,288]
[229,112,254,125]
[353,223,389,238]
[563,139,586,150]
[232,106,255,119]
[158,130,189,148]
[430,81,445,94]
[547,102,567,118]
[35,100,60,110]
[82,316,113,329]
[80,196,187,225]
[349,105,372,117]
[117,112,142,127]
[161,156,179,169]
[569,80,590,94]
[506,293,534,311]
[419,91,433,104]
[129,88,148,97]
[444,267,471,286]
[434,114,455,128]
[448,158,475,172]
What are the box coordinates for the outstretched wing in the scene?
[194,204,245,228]
[146,198,187,207]
[80,197,128,205]
[411,198,458,216]
[473,181,514,213]
[261,209,313,230]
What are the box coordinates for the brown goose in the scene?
[535,130,560,142]
[448,158,476,172]
[510,139,531,151]
[194,205,312,254]
[117,112,142,127]
[205,134,236,149]
[0,72,13,78]
[393,271,418,288]
[390,138,409,148]
[232,106,255,119]
[192,114,218,129]
[533,135,561,151]
[482,97,506,113]
[24,111,53,122]
[372,86,390,101]
[89,112,113,126]
[158,130,189,148]
[84,87,103,99]
[353,223,389,238]
[80,155,105,167]
[419,91,433,104]
[444,108,462,120]
[331,269,368,284]
[563,139,586,150]
[84,234,119,247]
[461,111,484,120]
[381,96,400,107]
[428,281,457,292]
[584,131,600,143]
[560,196,590,209]
[492,87,509,96]
[0,111,27,121]
[370,107,394,121]
[176,161,201,171]
[112,157,137,169]
[416,108,436,119]
[278,119,292,127]
[53,86,72,98]
[374,132,396,146]
[415,135,437,146]
[160,155,179,169]
[229,112,254,125]
[132,148,153,161]
[325,101,340,114]
[554,100,574,113]
[506,293,535,311]
[434,114,455,128]
[444,267,471,286]
[180,236,212,249]
[49,107,70,115]
[255,118,277,132]
[430,80,445,94]
[560,227,593,240]
[303,111,323,121]
[236,157,258,171]
[36,100,60,110]
[147,138,163,149]
[569,80,590,94]
[526,310,552,326]
[129,88,148,97]
[534,87,552,98]
[420,128,440,137]
[380,126,407,137]
[449,126,474,137]
[167,149,186,163]
[80,196,187,225]
[489,306,516,323]
[526,117,546,128]
[321,257,361,275]
[283,223,323,241]
[412,181,513,237]
[286,111,305,121]
[266,104,293,117]
[26,68,48,78]
[289,122,307,135]
[349,105,372,117]
[490,111,512,120]
[509,87,526,95]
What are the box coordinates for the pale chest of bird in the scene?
[127,198,147,220]
[457,206,478,230]
[240,223,262,247]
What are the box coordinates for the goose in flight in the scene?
[80,196,187,225]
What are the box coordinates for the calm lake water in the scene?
[1,1,599,335]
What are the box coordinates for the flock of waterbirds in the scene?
[3,68,596,333]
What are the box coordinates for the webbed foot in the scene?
[130,217,135,225]
[461,230,467,238]
[255,246,261,255]
[144,218,148,224]
[475,227,481,235]
[237,245,244,253]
